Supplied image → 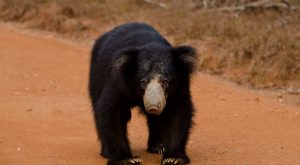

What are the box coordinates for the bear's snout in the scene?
[143,77,166,115]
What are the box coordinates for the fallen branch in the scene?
[219,0,293,12]
[291,6,300,11]
[140,0,168,9]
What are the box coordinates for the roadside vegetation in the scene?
[1,0,299,88]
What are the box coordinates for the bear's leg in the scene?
[146,115,165,154]
[93,88,143,165]
[160,99,194,165]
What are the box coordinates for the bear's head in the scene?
[113,43,197,115]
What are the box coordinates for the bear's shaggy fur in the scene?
[89,22,197,165]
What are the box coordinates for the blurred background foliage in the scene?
[0,0,299,88]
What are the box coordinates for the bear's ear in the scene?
[171,45,198,74]
[113,48,139,72]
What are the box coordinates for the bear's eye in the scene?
[161,79,169,88]
[140,80,148,89]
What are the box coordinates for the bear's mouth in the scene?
[146,106,162,115]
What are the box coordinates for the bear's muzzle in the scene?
[143,77,166,115]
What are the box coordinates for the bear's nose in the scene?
[143,77,166,115]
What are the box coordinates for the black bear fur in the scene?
[89,22,197,165]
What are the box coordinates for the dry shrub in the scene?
[0,0,299,88]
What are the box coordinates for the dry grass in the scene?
[0,0,299,88]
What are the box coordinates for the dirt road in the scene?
[0,26,299,165]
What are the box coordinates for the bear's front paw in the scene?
[161,158,186,165]
[108,156,143,165]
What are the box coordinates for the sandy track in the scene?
[0,27,299,165]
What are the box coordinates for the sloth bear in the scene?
[89,22,197,165]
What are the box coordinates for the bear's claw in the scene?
[161,158,186,165]
[108,156,143,165]
[147,144,165,154]
[158,147,165,154]
[128,157,143,164]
